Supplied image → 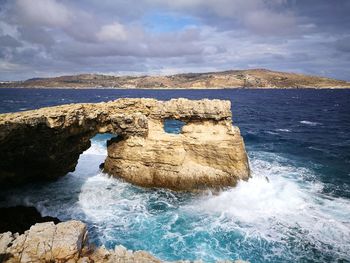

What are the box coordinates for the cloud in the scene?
[244,10,296,35]
[55,27,204,59]
[15,0,72,27]
[96,22,127,42]
[0,34,22,47]
[18,27,55,48]
[0,0,349,81]
[146,0,297,35]
[335,36,350,53]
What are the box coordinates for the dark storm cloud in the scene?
[0,34,22,47]
[18,27,55,48]
[0,0,349,80]
[335,36,350,53]
[292,1,350,34]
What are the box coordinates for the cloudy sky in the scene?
[0,0,349,81]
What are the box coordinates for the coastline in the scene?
[1,89,349,262]
[1,86,350,89]
[0,219,247,263]
[0,98,250,262]
[1,69,349,90]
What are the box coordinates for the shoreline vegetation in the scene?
[1,68,349,89]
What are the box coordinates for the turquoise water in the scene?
[0,89,349,262]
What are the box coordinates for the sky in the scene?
[0,0,349,81]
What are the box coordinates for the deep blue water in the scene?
[0,88,349,262]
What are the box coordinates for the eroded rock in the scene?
[104,119,249,190]
[2,220,87,263]
[0,98,250,190]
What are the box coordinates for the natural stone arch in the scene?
[0,98,250,190]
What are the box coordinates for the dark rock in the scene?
[0,206,60,234]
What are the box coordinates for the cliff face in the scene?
[0,98,250,190]
[1,69,349,89]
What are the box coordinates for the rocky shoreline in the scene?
[0,98,250,262]
[0,220,247,263]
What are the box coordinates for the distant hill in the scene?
[1,69,349,89]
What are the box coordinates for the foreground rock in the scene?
[0,98,250,190]
[0,221,87,262]
[0,220,248,263]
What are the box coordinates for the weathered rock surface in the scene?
[104,119,249,190]
[0,98,250,190]
[0,220,248,263]
[0,220,87,262]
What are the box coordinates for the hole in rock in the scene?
[83,133,118,169]
[163,119,186,134]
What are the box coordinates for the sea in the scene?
[0,88,349,263]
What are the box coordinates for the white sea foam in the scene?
[300,120,322,126]
[76,140,350,260]
[276,129,291,132]
[189,153,350,258]
[3,136,350,261]
[266,131,279,135]
[84,141,108,155]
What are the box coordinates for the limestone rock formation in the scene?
[104,119,249,190]
[0,220,87,262]
[0,220,248,263]
[0,98,250,190]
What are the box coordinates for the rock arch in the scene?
[0,98,250,190]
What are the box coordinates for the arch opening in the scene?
[163,119,186,134]
[82,133,118,171]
